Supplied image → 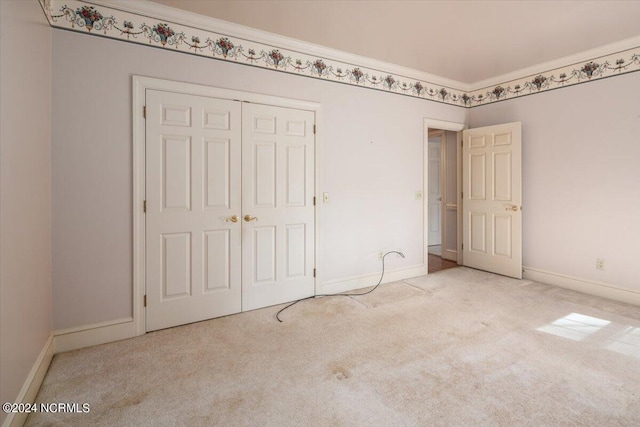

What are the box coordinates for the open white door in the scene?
[462,122,522,278]
[241,103,315,310]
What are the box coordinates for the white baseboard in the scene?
[523,266,640,307]
[51,264,425,354]
[3,333,54,427]
[53,317,139,353]
[320,264,427,295]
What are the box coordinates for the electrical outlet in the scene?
[378,250,384,261]
[323,192,329,203]
[596,258,605,270]
[416,190,423,200]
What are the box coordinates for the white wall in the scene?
[469,73,640,293]
[0,0,53,423]
[51,30,467,330]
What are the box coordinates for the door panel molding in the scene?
[134,76,321,334]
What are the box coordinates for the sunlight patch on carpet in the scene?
[538,313,640,359]
[537,313,611,341]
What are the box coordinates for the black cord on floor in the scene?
[275,251,405,322]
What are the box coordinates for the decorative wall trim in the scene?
[468,46,640,106]
[2,334,54,427]
[472,35,640,91]
[523,266,640,307]
[43,0,469,106]
[40,0,640,108]
[94,0,466,89]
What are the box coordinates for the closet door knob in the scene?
[244,215,258,222]
[225,215,239,223]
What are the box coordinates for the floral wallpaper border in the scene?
[468,48,640,105]
[41,0,640,108]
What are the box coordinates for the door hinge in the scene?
[462,244,464,250]
[143,106,146,118]
[143,200,147,213]
[313,196,316,206]
[313,124,316,134]
[144,295,147,307]
[313,268,316,278]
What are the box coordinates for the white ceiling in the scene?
[147,0,640,84]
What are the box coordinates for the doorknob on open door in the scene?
[225,215,239,223]
[244,215,258,222]
[506,205,519,211]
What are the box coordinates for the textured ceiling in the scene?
[147,0,640,84]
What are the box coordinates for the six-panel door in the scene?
[145,90,243,331]
[462,122,522,279]
[241,103,315,310]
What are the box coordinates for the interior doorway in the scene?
[427,128,460,274]
[423,119,523,278]
[427,130,443,254]
[424,119,466,274]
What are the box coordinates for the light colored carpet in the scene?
[27,268,640,426]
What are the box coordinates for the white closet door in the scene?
[146,90,242,331]
[462,122,522,279]
[241,103,315,310]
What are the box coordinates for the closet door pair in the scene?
[145,90,314,331]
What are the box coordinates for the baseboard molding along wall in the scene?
[2,333,54,427]
[46,265,640,355]
[51,264,639,356]
[52,265,426,354]
[53,317,138,354]
[523,266,640,307]
[320,264,426,295]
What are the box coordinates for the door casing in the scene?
[133,76,321,334]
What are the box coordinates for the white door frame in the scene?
[423,118,467,270]
[133,76,321,334]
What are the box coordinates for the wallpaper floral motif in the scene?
[468,58,640,105]
[43,0,640,108]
